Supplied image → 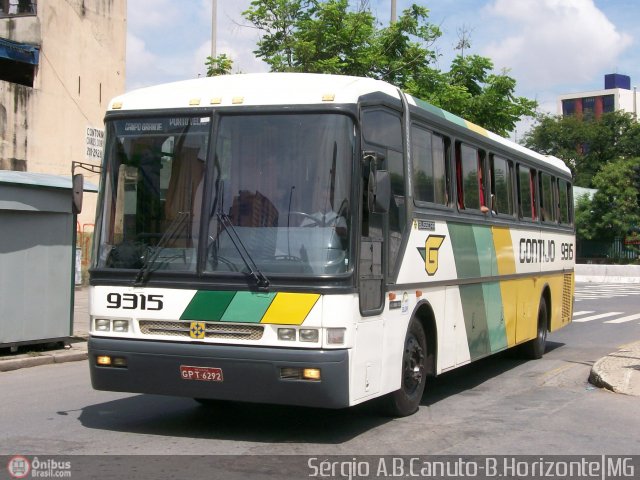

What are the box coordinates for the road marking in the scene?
[573,311,595,317]
[572,312,623,323]
[604,313,640,324]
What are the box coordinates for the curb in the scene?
[0,343,88,372]
[588,341,640,396]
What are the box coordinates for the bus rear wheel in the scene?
[382,318,427,417]
[521,297,548,359]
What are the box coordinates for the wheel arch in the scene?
[411,300,438,377]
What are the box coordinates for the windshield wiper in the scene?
[216,212,270,290]
[134,211,190,286]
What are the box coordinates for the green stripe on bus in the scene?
[180,290,236,321]
[482,282,508,352]
[459,284,490,359]
[472,225,495,277]
[449,223,481,279]
[220,291,276,323]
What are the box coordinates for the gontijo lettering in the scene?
[519,238,556,264]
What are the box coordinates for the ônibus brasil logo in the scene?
[7,456,30,479]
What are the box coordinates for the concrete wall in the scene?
[0,0,126,229]
[575,264,640,284]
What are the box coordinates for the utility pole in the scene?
[211,0,218,59]
[391,0,396,23]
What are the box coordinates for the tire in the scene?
[521,297,548,359]
[382,318,428,417]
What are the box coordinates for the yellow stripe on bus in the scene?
[260,293,320,325]
[492,226,516,275]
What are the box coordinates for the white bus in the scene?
[87,73,575,416]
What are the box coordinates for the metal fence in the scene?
[577,237,640,264]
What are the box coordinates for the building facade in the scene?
[0,0,126,230]
[557,73,637,120]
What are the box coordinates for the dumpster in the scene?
[0,171,94,348]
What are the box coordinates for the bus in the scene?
[87,73,575,417]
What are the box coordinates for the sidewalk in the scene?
[589,341,640,396]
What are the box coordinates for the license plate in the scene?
[180,365,224,382]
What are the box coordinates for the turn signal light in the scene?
[96,355,112,366]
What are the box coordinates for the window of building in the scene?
[0,1,37,16]
[490,155,514,215]
[0,38,39,87]
[602,94,615,113]
[562,100,576,116]
[411,125,449,206]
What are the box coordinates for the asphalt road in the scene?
[1,283,638,462]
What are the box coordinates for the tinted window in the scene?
[362,110,403,151]
[558,179,572,225]
[540,173,556,223]
[518,165,536,220]
[457,143,482,210]
[491,155,513,215]
[411,126,448,205]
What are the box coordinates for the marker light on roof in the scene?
[189,98,201,106]
[322,93,335,101]
[210,97,222,105]
[232,96,244,104]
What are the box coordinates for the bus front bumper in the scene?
[88,337,350,409]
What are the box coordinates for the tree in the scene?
[206,54,234,76]
[522,110,640,187]
[241,0,536,136]
[575,157,640,242]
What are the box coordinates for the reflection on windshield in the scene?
[96,116,210,273]
[207,114,354,275]
[95,113,355,278]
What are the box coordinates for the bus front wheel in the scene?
[382,318,427,417]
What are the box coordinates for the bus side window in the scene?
[456,142,483,211]
[490,155,514,215]
[411,126,449,206]
[517,165,537,221]
[558,178,572,225]
[539,172,556,223]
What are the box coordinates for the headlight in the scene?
[299,329,319,342]
[277,328,296,341]
[95,319,110,332]
[112,320,129,333]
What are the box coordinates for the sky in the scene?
[126,0,640,137]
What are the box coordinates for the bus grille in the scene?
[138,321,264,341]
[562,273,573,321]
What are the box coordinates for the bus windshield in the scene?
[207,113,354,276]
[95,113,355,277]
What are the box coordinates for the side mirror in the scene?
[368,169,391,214]
[363,150,390,214]
[72,173,84,214]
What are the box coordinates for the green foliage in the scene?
[205,54,234,77]
[522,111,640,187]
[575,157,640,241]
[240,0,536,136]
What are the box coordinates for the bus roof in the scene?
[109,72,570,176]
[109,73,400,111]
